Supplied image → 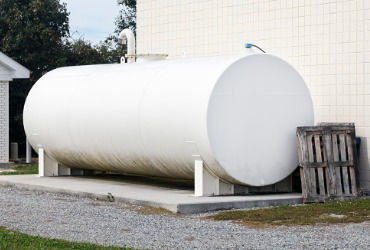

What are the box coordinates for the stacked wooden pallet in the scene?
[296,123,358,202]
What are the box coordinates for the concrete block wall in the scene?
[137,0,370,190]
[0,81,9,163]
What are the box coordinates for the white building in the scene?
[0,52,30,163]
[136,0,370,190]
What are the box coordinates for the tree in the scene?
[0,0,70,152]
[64,37,106,66]
[96,0,136,63]
[95,36,124,64]
[0,0,70,82]
[115,0,136,34]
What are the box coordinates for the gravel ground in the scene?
[0,186,370,249]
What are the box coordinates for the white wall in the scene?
[0,64,11,81]
[0,81,9,163]
[137,0,370,190]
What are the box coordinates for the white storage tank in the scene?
[23,54,314,186]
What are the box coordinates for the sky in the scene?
[61,0,122,45]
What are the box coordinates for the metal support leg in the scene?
[194,160,234,196]
[58,165,71,176]
[38,146,59,177]
[38,146,44,177]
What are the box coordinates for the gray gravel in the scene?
[0,186,370,249]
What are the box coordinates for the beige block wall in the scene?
[137,0,370,190]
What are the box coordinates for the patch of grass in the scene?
[136,206,170,215]
[210,198,370,227]
[0,163,38,175]
[0,226,133,250]
[14,163,38,171]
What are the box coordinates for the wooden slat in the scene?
[296,130,310,199]
[339,134,350,195]
[301,162,325,168]
[323,131,336,196]
[350,130,360,195]
[332,133,343,195]
[307,134,317,195]
[300,167,308,198]
[297,131,304,164]
[303,161,354,168]
[314,134,325,195]
[322,135,330,195]
[346,134,358,195]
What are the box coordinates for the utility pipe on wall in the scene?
[118,29,136,63]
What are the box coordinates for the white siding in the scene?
[0,63,11,81]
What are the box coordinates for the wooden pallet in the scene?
[296,124,358,202]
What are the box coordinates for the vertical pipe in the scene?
[26,139,32,163]
[118,29,136,63]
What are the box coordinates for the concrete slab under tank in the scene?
[0,174,302,214]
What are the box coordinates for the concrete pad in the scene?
[0,174,303,214]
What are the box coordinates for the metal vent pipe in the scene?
[118,29,136,63]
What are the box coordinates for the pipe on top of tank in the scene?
[118,29,136,63]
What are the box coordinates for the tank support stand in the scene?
[38,146,71,177]
[194,160,234,196]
